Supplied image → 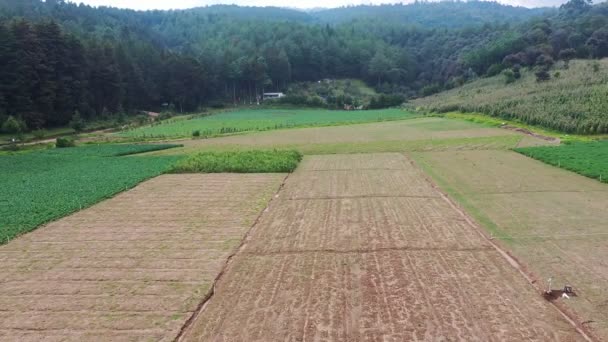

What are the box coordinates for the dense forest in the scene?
[0,0,607,131]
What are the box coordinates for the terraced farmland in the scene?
[179,153,586,341]
[0,144,179,243]
[413,149,608,339]
[0,173,285,341]
[1,114,602,341]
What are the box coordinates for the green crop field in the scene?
[120,108,418,139]
[0,144,180,243]
[515,141,608,183]
[171,150,302,173]
[413,59,608,134]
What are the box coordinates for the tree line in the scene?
[0,0,606,132]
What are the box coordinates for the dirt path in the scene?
[179,153,587,341]
[0,174,285,341]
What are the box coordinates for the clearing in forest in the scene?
[0,174,285,341]
[180,153,586,341]
[413,149,608,340]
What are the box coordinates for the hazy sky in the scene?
[70,0,583,11]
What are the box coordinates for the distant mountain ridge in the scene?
[159,2,553,29]
[0,1,550,28]
[311,2,553,27]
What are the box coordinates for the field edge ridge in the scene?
[174,172,291,342]
[406,153,598,342]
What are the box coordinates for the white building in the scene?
[263,92,285,100]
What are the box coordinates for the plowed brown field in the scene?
[0,174,285,342]
[181,153,587,341]
[413,150,608,340]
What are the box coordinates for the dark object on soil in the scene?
[543,285,577,301]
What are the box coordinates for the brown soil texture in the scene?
[413,149,608,340]
[180,153,586,341]
[0,174,285,341]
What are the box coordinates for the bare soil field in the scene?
[148,117,551,155]
[413,150,608,340]
[180,153,586,341]
[0,174,285,341]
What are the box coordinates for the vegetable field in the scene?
[171,150,302,173]
[121,108,418,139]
[0,144,179,243]
[515,140,608,183]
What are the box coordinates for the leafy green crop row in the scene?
[171,150,302,173]
[121,108,418,139]
[0,144,180,243]
[515,141,608,183]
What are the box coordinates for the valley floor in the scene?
[1,116,605,341]
[179,153,585,341]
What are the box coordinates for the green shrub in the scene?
[535,69,551,82]
[368,94,405,109]
[486,63,505,76]
[56,137,75,148]
[192,130,201,137]
[502,69,516,84]
[171,150,303,173]
[421,84,441,97]
[32,129,46,139]
[158,111,173,121]
[2,116,26,134]
[69,111,85,132]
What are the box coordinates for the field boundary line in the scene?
[288,194,440,200]
[475,190,608,195]
[173,173,290,342]
[242,246,493,256]
[299,168,411,171]
[407,154,598,342]
[489,232,608,240]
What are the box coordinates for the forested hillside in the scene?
[0,0,607,132]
